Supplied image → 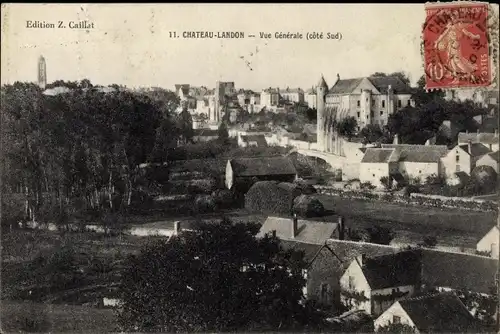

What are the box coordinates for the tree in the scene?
[305,108,317,122]
[411,75,445,107]
[117,219,326,332]
[335,117,357,140]
[177,107,194,144]
[365,226,395,245]
[470,165,497,195]
[380,176,392,190]
[377,322,417,333]
[217,122,230,145]
[370,71,411,86]
[360,124,385,143]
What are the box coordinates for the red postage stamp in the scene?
[422,2,491,90]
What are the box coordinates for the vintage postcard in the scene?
[1,3,499,333]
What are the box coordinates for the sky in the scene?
[1,4,427,91]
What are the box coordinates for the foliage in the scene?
[419,235,438,248]
[1,81,180,226]
[470,165,497,195]
[116,219,325,332]
[244,181,298,215]
[194,194,217,213]
[377,322,417,333]
[177,107,194,144]
[292,195,325,218]
[456,288,498,327]
[370,71,411,86]
[341,290,369,308]
[335,116,357,140]
[412,75,445,107]
[360,124,390,144]
[217,122,230,145]
[365,225,395,245]
[425,174,446,186]
[380,176,392,190]
[475,250,491,257]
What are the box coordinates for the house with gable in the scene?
[476,225,499,259]
[257,215,346,307]
[359,148,399,188]
[441,141,492,179]
[339,250,422,316]
[374,293,481,333]
[458,131,499,152]
[281,87,305,104]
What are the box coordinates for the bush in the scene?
[380,176,392,190]
[293,195,325,218]
[365,226,394,245]
[245,181,297,215]
[212,189,237,209]
[419,235,438,248]
[194,195,217,214]
[470,165,497,195]
[360,182,375,190]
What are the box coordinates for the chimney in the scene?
[174,221,181,235]
[292,213,298,238]
[468,139,472,154]
[338,216,345,240]
[336,73,340,83]
[356,254,365,267]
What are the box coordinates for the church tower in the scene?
[316,75,328,152]
[38,56,47,89]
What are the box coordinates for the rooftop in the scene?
[398,293,479,332]
[381,144,449,163]
[361,148,396,163]
[229,156,297,177]
[257,216,339,245]
[458,143,491,157]
[328,75,413,95]
[458,132,499,145]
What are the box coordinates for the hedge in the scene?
[314,186,497,212]
[293,195,325,218]
[245,181,297,215]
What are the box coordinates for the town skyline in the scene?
[2,4,426,90]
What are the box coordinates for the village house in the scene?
[373,293,480,333]
[257,215,346,306]
[305,87,317,109]
[445,87,499,108]
[476,151,499,173]
[260,87,280,108]
[280,87,305,104]
[476,226,499,259]
[381,144,449,183]
[192,128,219,143]
[225,156,297,190]
[441,141,491,179]
[359,148,399,188]
[458,130,499,152]
[339,250,422,316]
[325,75,414,129]
[237,133,268,148]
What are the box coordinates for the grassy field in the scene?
[0,301,116,333]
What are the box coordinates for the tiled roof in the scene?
[328,76,412,95]
[306,88,317,94]
[318,76,328,89]
[257,216,339,245]
[229,156,297,177]
[483,151,500,162]
[279,240,326,263]
[458,132,499,145]
[361,148,395,163]
[282,88,304,94]
[168,158,226,174]
[368,76,413,94]
[398,293,479,332]
[240,135,268,147]
[381,144,449,163]
[458,143,491,157]
[326,240,498,294]
[361,250,422,290]
[328,78,363,94]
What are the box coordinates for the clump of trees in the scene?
[1,81,190,227]
[116,219,329,332]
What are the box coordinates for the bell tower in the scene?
[316,75,328,152]
[38,56,47,89]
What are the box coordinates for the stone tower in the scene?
[316,75,328,151]
[38,56,47,89]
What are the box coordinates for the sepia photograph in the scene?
[1,3,499,333]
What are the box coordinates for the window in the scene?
[456,154,460,163]
[380,110,384,116]
[393,316,401,324]
[348,276,355,289]
[407,100,411,106]
[456,165,461,172]
[357,112,360,118]
[382,100,386,108]
[398,100,402,108]
[370,110,374,118]
[357,100,360,107]
[320,283,330,304]
[372,99,375,104]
